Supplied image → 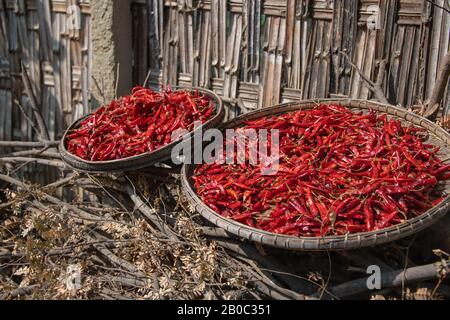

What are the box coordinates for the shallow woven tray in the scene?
[181,99,450,251]
[59,87,224,173]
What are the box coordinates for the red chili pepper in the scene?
[383,186,408,194]
[288,198,309,217]
[432,164,450,177]
[401,147,423,169]
[374,210,399,230]
[363,199,374,231]
[193,104,450,237]
[316,201,329,225]
[66,87,215,161]
[232,212,255,222]
[357,180,383,195]
[304,187,319,218]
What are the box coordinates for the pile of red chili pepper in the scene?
[66,87,215,161]
[193,104,450,237]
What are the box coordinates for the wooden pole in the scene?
[90,0,132,108]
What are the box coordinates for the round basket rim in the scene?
[59,87,224,173]
[181,98,450,251]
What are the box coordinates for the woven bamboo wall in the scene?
[0,0,91,142]
[0,0,449,144]
[131,0,450,117]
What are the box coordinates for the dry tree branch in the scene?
[231,258,301,300]
[0,157,67,170]
[0,173,105,223]
[319,260,450,299]
[0,141,59,148]
[143,69,152,88]
[92,75,107,105]
[339,51,389,104]
[235,256,308,300]
[0,285,39,300]
[87,174,131,213]
[13,99,41,137]
[125,182,179,241]
[0,239,136,261]
[425,0,450,14]
[221,96,250,114]
[8,148,58,158]
[44,173,78,189]
[99,289,134,300]
[259,267,339,300]
[0,173,78,209]
[424,50,450,120]
[86,233,148,279]
[211,238,315,295]
[100,276,148,289]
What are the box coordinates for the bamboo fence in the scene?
[0,0,91,183]
[0,0,449,141]
[0,0,91,143]
[131,0,450,118]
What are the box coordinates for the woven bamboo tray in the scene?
[59,88,224,173]
[181,99,450,251]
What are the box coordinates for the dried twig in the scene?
[8,148,59,158]
[339,51,389,104]
[235,256,308,300]
[125,180,179,241]
[44,173,79,189]
[425,0,450,14]
[13,99,41,137]
[92,75,107,105]
[87,235,144,275]
[321,260,450,299]
[0,141,59,148]
[143,69,152,88]
[211,238,315,294]
[0,157,67,169]
[424,50,450,120]
[0,285,39,300]
[0,174,106,222]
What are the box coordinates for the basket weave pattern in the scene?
[59,88,224,173]
[182,99,450,251]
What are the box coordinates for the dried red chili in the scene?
[193,104,450,237]
[66,87,215,161]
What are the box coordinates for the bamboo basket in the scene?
[181,99,450,251]
[59,88,224,173]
